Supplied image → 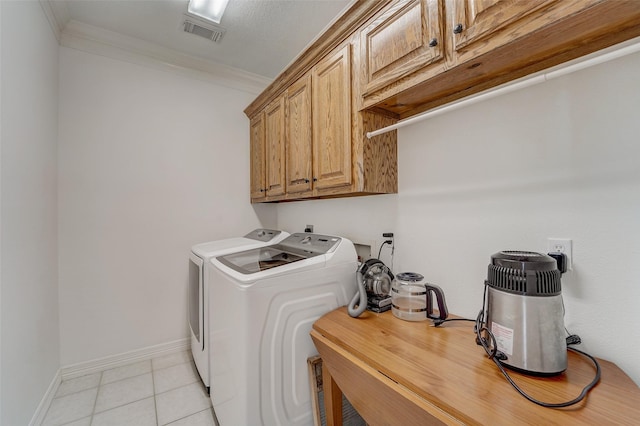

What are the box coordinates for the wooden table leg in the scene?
[322,361,343,426]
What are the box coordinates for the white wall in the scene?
[277,51,640,385]
[58,47,276,366]
[0,2,60,424]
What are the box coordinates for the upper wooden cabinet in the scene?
[249,43,398,203]
[264,96,286,197]
[285,74,313,195]
[312,45,352,191]
[249,113,266,201]
[245,0,640,202]
[249,96,287,200]
[362,0,640,117]
[360,0,443,97]
[451,0,556,53]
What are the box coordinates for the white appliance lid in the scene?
[215,233,342,275]
[216,246,308,274]
[191,229,287,258]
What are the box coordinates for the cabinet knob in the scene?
[313,178,318,182]
[304,178,310,183]
[260,188,265,193]
[453,24,463,34]
[428,38,438,47]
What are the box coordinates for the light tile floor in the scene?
[43,351,217,426]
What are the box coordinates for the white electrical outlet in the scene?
[547,238,572,271]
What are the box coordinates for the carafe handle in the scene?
[425,284,449,320]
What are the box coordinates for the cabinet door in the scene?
[312,45,352,190]
[249,113,266,200]
[286,74,313,194]
[452,0,556,52]
[360,0,442,96]
[264,97,286,197]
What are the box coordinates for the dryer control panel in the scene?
[244,228,283,242]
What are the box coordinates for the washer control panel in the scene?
[280,233,342,254]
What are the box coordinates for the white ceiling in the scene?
[53,0,351,79]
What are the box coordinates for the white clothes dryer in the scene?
[189,229,289,390]
[207,233,357,426]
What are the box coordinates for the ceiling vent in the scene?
[183,17,226,43]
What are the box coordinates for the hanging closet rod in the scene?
[366,38,640,139]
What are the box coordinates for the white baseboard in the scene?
[30,338,189,425]
[29,369,62,426]
[61,338,190,380]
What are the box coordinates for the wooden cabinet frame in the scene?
[312,45,352,191]
[264,96,286,197]
[247,0,640,202]
[360,0,443,97]
[451,0,556,52]
[249,40,398,203]
[285,74,313,195]
[362,0,640,118]
[249,113,266,200]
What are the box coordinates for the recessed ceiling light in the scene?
[187,0,229,24]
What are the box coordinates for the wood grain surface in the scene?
[312,45,353,190]
[265,96,286,197]
[365,0,640,117]
[285,73,313,195]
[249,113,266,200]
[312,307,640,425]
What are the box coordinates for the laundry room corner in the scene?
[56,44,275,368]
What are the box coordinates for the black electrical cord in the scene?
[432,318,476,327]
[484,331,601,407]
[475,309,500,360]
[434,285,601,407]
[377,239,393,259]
[474,303,601,408]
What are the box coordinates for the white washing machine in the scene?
[207,233,357,426]
[189,229,289,390]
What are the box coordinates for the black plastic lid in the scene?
[395,272,424,282]
[486,251,561,296]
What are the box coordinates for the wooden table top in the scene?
[312,307,640,425]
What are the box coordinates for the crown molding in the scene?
[244,0,389,117]
[58,19,271,95]
[39,0,70,42]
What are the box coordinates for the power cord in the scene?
[474,309,601,408]
[377,239,393,259]
[432,318,476,327]
[377,238,395,273]
[432,311,601,407]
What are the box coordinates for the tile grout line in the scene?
[88,382,202,426]
[92,394,155,416]
[49,385,98,401]
[89,371,102,425]
[164,407,212,426]
[48,371,103,401]
[151,359,159,426]
[92,362,198,422]
[52,353,199,425]
[99,360,152,387]
[92,371,156,417]
[154,376,200,397]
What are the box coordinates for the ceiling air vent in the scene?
[183,18,226,43]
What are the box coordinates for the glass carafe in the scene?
[391,272,427,321]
